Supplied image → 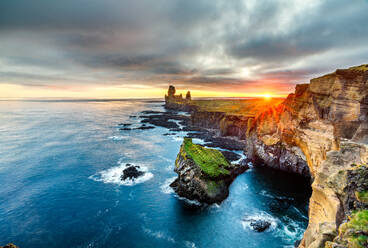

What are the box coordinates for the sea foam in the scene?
[241,211,278,232]
[89,163,153,186]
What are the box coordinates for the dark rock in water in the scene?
[163,133,176,136]
[121,164,144,181]
[294,239,301,248]
[0,244,19,248]
[249,219,271,232]
[220,151,242,162]
[135,125,155,130]
[119,127,132,131]
[118,123,132,127]
[169,128,182,132]
[139,110,190,130]
[129,115,137,118]
[238,159,249,167]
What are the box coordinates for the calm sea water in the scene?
[0,100,311,248]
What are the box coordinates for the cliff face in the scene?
[244,65,368,247]
[164,64,368,247]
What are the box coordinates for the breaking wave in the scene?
[89,163,153,186]
[241,211,278,232]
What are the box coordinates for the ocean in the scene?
[0,100,311,248]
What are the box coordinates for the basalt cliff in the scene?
[165,64,368,248]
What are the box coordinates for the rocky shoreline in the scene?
[162,64,368,248]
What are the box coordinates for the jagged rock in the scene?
[0,244,19,248]
[168,85,176,96]
[118,123,132,127]
[186,91,191,100]
[165,85,193,110]
[121,164,144,181]
[119,127,132,131]
[135,125,155,130]
[170,138,248,204]
[220,150,242,162]
[249,220,271,232]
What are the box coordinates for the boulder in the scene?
[249,219,271,232]
[121,164,144,181]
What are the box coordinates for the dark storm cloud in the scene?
[0,0,368,93]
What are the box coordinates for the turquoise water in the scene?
[0,100,311,248]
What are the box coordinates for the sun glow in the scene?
[263,93,272,100]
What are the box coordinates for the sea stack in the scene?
[165,85,192,110]
[170,138,248,204]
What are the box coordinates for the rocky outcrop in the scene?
[164,64,368,247]
[243,64,368,247]
[165,85,192,110]
[0,244,19,248]
[170,138,248,204]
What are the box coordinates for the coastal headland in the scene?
[162,64,368,248]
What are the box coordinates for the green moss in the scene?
[339,210,368,248]
[356,191,368,204]
[183,138,230,178]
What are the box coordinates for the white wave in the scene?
[160,177,177,194]
[260,190,274,198]
[241,211,278,232]
[159,176,202,205]
[184,241,197,248]
[175,195,202,206]
[275,216,305,243]
[290,206,308,220]
[142,227,176,243]
[89,163,153,186]
[108,135,128,141]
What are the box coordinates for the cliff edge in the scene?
[164,64,368,247]
[245,64,368,248]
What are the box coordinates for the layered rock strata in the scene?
[165,64,368,247]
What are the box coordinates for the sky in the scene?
[1,0,368,99]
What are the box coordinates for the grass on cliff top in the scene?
[339,210,368,248]
[183,138,230,178]
[191,98,284,117]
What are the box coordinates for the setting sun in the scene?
[263,93,272,99]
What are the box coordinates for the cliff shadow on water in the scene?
[249,166,312,214]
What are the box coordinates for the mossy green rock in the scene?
[171,138,248,204]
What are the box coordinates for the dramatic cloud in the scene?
[0,0,368,97]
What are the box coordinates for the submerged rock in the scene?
[118,123,132,127]
[0,244,19,248]
[121,164,145,181]
[135,125,155,130]
[119,127,132,131]
[249,219,271,232]
[170,138,248,204]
